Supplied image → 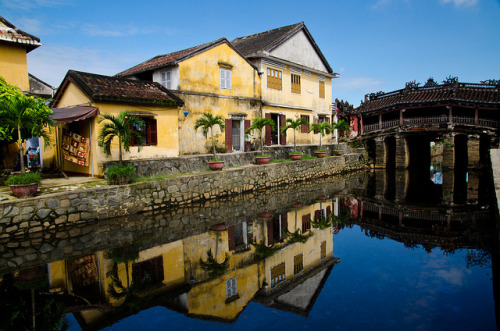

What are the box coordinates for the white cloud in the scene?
[27,44,142,88]
[81,24,180,37]
[436,267,472,286]
[440,0,479,8]
[1,0,73,9]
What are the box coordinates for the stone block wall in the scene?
[0,153,365,243]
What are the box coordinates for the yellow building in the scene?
[49,70,184,176]
[117,38,262,155]
[231,22,339,147]
[0,16,41,91]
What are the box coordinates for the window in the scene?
[271,262,286,288]
[294,254,304,275]
[226,277,237,298]
[220,68,231,89]
[321,241,326,259]
[161,70,172,89]
[319,80,325,99]
[267,68,282,90]
[131,117,157,146]
[302,214,311,233]
[300,115,310,133]
[291,74,301,94]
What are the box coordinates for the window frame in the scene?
[291,73,301,94]
[319,79,325,99]
[160,70,172,89]
[131,117,157,146]
[226,277,238,299]
[267,67,283,91]
[300,115,310,133]
[220,67,232,90]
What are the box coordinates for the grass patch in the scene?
[5,172,41,185]
[133,173,178,182]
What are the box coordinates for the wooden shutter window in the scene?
[291,74,301,94]
[148,118,157,145]
[226,277,237,298]
[228,225,236,251]
[225,119,232,152]
[301,115,309,133]
[319,80,325,99]
[302,214,311,233]
[280,114,286,145]
[267,68,282,90]
[321,241,326,259]
[265,113,272,146]
[294,254,304,275]
[220,68,231,89]
[271,262,286,288]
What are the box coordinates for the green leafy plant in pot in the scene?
[246,116,276,164]
[195,112,226,170]
[281,116,308,160]
[309,121,333,157]
[5,172,41,198]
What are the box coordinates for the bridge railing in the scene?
[478,118,500,128]
[363,116,499,132]
[452,116,474,124]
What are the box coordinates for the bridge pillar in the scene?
[442,133,455,170]
[375,136,386,168]
[394,169,408,202]
[467,134,480,169]
[374,170,386,200]
[442,170,454,205]
[394,135,408,168]
[467,171,479,204]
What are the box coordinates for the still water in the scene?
[1,168,498,330]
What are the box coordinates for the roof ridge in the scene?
[232,22,303,42]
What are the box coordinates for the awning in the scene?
[51,106,100,124]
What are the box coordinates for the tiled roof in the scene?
[53,70,184,107]
[116,38,228,77]
[354,83,500,114]
[0,16,41,53]
[231,22,333,74]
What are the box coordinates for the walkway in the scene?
[490,149,500,217]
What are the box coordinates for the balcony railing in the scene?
[363,116,499,132]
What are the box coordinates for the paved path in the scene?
[490,149,500,217]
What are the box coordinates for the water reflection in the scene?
[0,168,497,329]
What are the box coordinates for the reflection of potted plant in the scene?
[281,117,308,161]
[195,112,226,170]
[200,248,230,278]
[309,121,333,158]
[333,148,344,156]
[6,172,41,198]
[246,116,275,164]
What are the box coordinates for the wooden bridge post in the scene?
[442,133,455,170]
[375,136,386,168]
[394,169,408,202]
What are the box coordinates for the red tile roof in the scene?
[354,83,500,114]
[0,16,41,53]
[52,70,184,107]
[116,38,228,77]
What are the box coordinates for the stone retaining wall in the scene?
[0,153,365,243]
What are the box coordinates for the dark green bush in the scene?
[5,172,41,185]
[106,164,136,185]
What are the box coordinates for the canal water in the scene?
[0,167,498,330]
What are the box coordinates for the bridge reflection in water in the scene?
[0,169,498,329]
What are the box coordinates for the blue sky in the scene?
[2,0,499,106]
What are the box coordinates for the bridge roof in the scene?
[352,82,500,115]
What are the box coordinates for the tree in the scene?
[246,116,275,155]
[0,76,53,174]
[281,117,308,152]
[334,119,350,139]
[194,112,225,158]
[309,121,333,149]
[97,110,145,166]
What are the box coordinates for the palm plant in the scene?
[0,77,53,174]
[194,112,225,159]
[334,119,350,139]
[309,121,333,149]
[199,248,230,278]
[246,116,276,155]
[281,117,308,152]
[97,110,145,166]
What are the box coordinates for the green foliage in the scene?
[194,112,225,157]
[251,241,279,258]
[107,263,138,305]
[309,121,333,148]
[315,149,326,153]
[205,133,227,154]
[289,151,302,155]
[109,245,139,264]
[199,248,230,278]
[257,153,271,157]
[312,215,333,229]
[0,76,54,174]
[106,164,136,185]
[98,110,145,166]
[281,117,308,151]
[285,229,313,244]
[5,171,41,185]
[334,119,350,137]
[246,116,276,154]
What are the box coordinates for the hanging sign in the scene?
[62,129,90,167]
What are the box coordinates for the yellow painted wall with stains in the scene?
[47,82,180,176]
[0,43,29,91]
[174,43,261,155]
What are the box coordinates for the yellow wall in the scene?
[175,43,261,155]
[0,42,29,91]
[49,82,180,176]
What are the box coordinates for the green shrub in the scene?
[5,172,41,185]
[289,151,302,155]
[315,149,327,153]
[106,164,136,185]
[256,153,271,157]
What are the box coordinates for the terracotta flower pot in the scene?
[333,150,344,156]
[290,153,302,160]
[257,211,272,219]
[256,156,271,165]
[9,183,38,198]
[208,161,225,170]
[315,151,327,158]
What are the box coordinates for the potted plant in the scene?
[309,121,333,158]
[246,116,275,165]
[6,171,41,198]
[333,148,344,156]
[195,112,226,170]
[98,110,145,184]
[334,119,350,142]
[0,77,53,177]
[281,117,308,160]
